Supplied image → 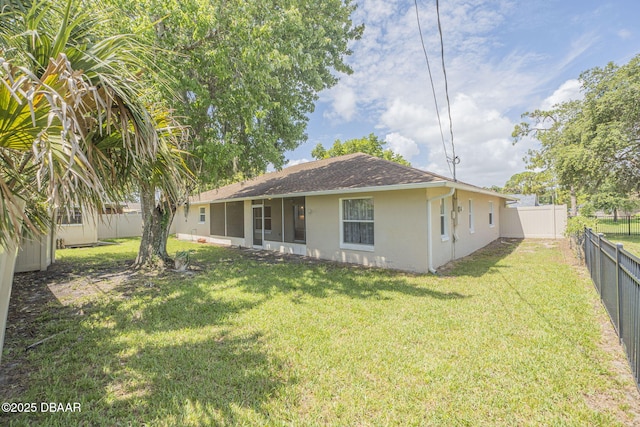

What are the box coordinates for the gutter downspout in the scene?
[427,187,455,274]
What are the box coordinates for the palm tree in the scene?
[0,0,186,361]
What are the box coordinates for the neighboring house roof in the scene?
[506,194,538,207]
[191,153,508,204]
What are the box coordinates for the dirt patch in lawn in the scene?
[0,257,192,399]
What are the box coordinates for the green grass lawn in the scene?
[594,216,640,236]
[1,237,638,426]
[603,235,640,259]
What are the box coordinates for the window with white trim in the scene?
[199,207,206,223]
[440,199,448,239]
[468,199,475,233]
[489,201,494,227]
[341,198,374,249]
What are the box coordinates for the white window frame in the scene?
[468,199,475,234]
[339,197,375,252]
[199,206,206,224]
[440,199,449,241]
[489,201,495,227]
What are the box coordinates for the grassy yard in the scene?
[603,235,640,259]
[1,237,638,426]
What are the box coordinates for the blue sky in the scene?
[284,0,639,188]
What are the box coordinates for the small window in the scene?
[341,198,374,249]
[489,201,494,227]
[58,208,82,225]
[199,207,206,223]
[468,199,474,233]
[440,199,448,240]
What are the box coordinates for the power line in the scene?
[435,0,458,181]
[413,0,452,178]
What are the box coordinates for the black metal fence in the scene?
[583,228,640,390]
[591,215,640,236]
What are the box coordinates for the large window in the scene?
[341,198,374,250]
[468,199,475,233]
[58,208,82,225]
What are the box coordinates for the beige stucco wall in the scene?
[500,204,567,239]
[175,204,210,237]
[451,190,502,260]
[174,202,250,247]
[305,189,429,272]
[57,209,98,246]
[175,188,506,273]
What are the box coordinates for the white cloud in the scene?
[618,29,632,40]
[323,86,357,122]
[540,79,582,110]
[305,0,631,187]
[384,133,420,159]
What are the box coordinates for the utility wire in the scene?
[414,0,452,177]
[435,0,459,181]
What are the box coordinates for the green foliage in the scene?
[0,0,184,245]
[312,133,411,166]
[514,54,640,216]
[502,170,556,204]
[565,215,597,239]
[96,0,364,185]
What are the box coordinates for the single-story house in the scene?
[175,153,513,273]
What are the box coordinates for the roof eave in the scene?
[188,180,512,205]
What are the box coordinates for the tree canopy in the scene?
[312,133,411,166]
[90,0,363,265]
[0,0,183,245]
[513,54,640,214]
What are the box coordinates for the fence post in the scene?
[629,216,632,236]
[616,243,623,341]
[597,233,604,295]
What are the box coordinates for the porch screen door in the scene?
[252,206,263,246]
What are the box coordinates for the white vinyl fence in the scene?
[500,204,567,239]
[98,213,143,239]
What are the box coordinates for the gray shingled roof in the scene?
[192,153,458,203]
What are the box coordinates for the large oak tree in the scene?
[98,0,364,266]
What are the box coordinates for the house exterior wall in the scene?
[500,204,567,239]
[452,190,502,261]
[175,203,246,246]
[175,188,508,273]
[175,204,210,237]
[57,209,98,246]
[305,189,429,272]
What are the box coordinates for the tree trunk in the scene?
[135,182,176,268]
[613,208,618,222]
[570,186,578,216]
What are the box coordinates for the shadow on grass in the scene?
[2,262,291,425]
[437,238,523,278]
[3,239,477,424]
[197,247,469,302]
